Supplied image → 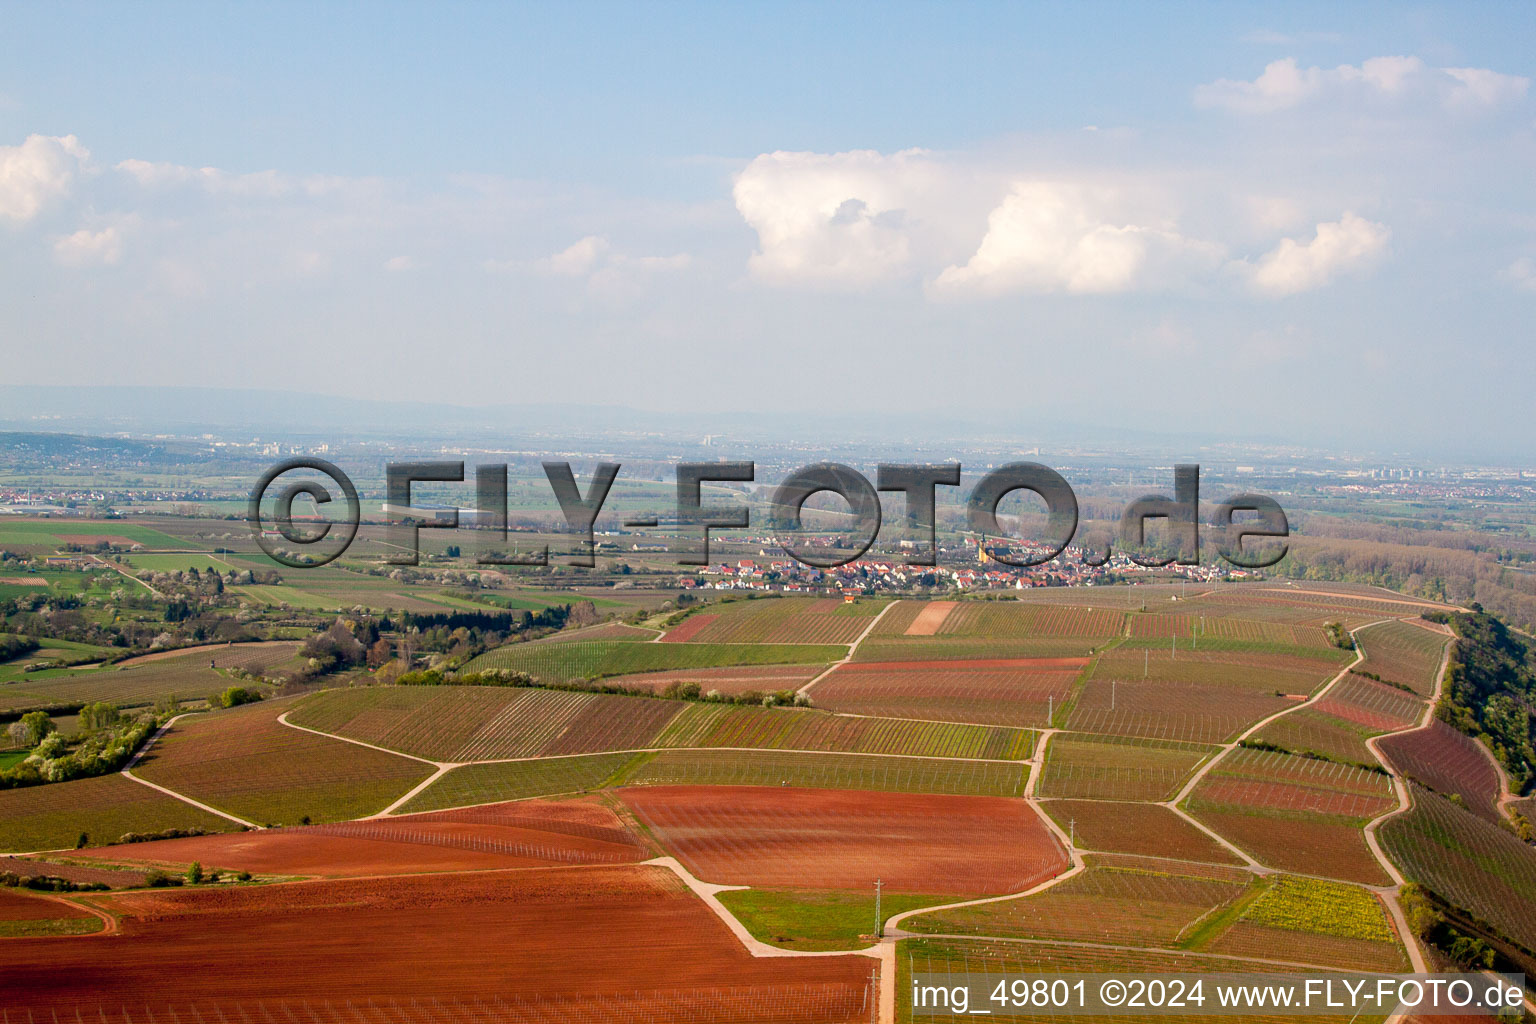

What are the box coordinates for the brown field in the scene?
[1313,674,1424,731]
[133,698,435,826]
[607,663,824,696]
[1184,807,1391,885]
[0,855,148,888]
[0,772,238,853]
[620,785,1066,894]
[1377,720,1502,821]
[1206,922,1409,972]
[1040,800,1244,864]
[0,576,47,586]
[1250,707,1376,765]
[0,865,877,1022]
[77,797,646,877]
[811,657,1085,727]
[907,858,1250,947]
[660,612,719,642]
[1037,733,1217,801]
[1354,618,1451,695]
[906,601,956,635]
[0,887,95,921]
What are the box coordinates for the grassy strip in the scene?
[718,887,949,951]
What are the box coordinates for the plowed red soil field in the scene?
[76,797,646,877]
[812,657,1084,727]
[0,887,95,921]
[620,785,1065,894]
[0,866,876,1022]
[660,613,719,642]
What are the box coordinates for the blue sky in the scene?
[2,2,1533,454]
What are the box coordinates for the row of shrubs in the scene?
[0,872,108,893]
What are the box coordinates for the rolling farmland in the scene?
[133,699,435,825]
[1379,786,1536,952]
[0,772,238,853]
[622,748,1030,796]
[811,657,1085,727]
[466,638,849,682]
[1039,800,1244,864]
[661,597,887,645]
[907,857,1251,947]
[289,684,1034,763]
[621,785,1066,894]
[1037,733,1218,801]
[1377,720,1503,821]
[0,866,877,1023]
[1354,619,1452,695]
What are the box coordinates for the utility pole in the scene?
[1047,694,1053,726]
[1069,818,1076,847]
[1144,648,1148,677]
[874,878,882,939]
[1111,680,1116,711]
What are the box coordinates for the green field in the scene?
[0,772,239,853]
[397,752,641,812]
[718,887,946,950]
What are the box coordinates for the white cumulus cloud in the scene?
[931,182,1222,295]
[1195,55,1526,113]
[0,134,89,221]
[1247,212,1390,295]
[52,225,123,266]
[733,149,941,288]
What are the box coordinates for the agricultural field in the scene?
[899,935,1378,1023]
[906,856,1251,947]
[621,749,1030,797]
[935,601,1127,639]
[1379,785,1536,953]
[1128,611,1332,650]
[1036,733,1217,801]
[1185,749,1397,886]
[1065,646,1344,743]
[654,699,1033,760]
[398,752,642,812]
[853,636,1107,662]
[1249,707,1378,766]
[661,597,887,645]
[1039,800,1244,864]
[620,785,1066,894]
[717,887,947,951]
[604,663,826,695]
[811,657,1085,727]
[0,888,103,937]
[467,638,848,682]
[289,684,1033,762]
[1312,673,1426,732]
[1377,720,1502,821]
[0,866,877,1023]
[0,641,301,713]
[0,772,238,853]
[133,698,435,825]
[77,797,647,877]
[1202,875,1408,972]
[0,520,185,554]
[1354,619,1451,695]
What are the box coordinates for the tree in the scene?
[9,711,56,748]
[79,702,121,734]
[185,861,203,885]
